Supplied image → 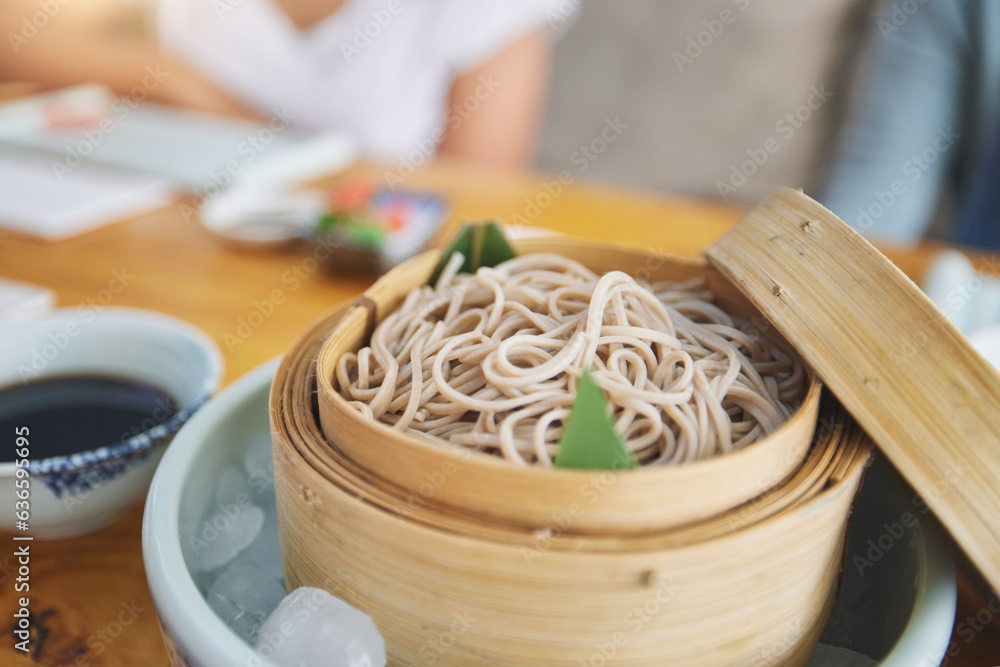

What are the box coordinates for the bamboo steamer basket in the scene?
[267,187,889,665]
[269,184,1000,663]
[313,236,822,533]
[271,303,872,666]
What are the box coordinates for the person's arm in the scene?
[816,1,969,243]
[437,28,551,168]
[0,0,260,119]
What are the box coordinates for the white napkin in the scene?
[0,277,55,323]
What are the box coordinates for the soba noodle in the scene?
[336,253,804,467]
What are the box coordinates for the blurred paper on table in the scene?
[0,85,357,191]
[0,149,172,241]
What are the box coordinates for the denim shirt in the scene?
[818,0,1000,244]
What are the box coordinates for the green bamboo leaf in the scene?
[428,224,474,286]
[554,370,638,470]
[478,220,517,270]
[428,221,516,287]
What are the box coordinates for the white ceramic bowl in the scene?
[144,359,279,667]
[826,455,956,666]
[142,361,956,667]
[0,307,222,537]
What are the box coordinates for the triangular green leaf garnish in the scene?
[427,221,516,287]
[554,370,638,470]
[478,220,517,270]
[428,223,474,286]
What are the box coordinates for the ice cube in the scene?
[244,432,275,500]
[216,465,252,506]
[805,643,877,667]
[190,568,216,597]
[244,498,284,580]
[209,555,287,620]
[207,591,269,645]
[255,587,386,667]
[193,505,265,572]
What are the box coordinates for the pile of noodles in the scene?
[336,253,804,467]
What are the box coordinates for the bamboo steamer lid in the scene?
[705,187,1000,594]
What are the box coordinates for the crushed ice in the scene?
[193,434,386,666]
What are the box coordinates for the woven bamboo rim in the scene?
[271,304,873,666]
[313,237,822,533]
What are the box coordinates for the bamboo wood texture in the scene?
[705,187,1000,599]
[314,237,821,533]
[272,297,871,666]
[0,158,998,665]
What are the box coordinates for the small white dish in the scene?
[968,279,1000,333]
[0,307,223,537]
[969,325,1000,372]
[922,249,977,333]
[200,187,326,247]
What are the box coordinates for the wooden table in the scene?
[1,159,997,666]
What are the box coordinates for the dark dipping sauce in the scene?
[0,375,178,461]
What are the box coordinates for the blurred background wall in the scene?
[537,0,875,206]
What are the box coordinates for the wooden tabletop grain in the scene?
[0,159,997,666]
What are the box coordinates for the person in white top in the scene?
[0,0,566,167]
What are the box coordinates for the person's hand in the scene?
[0,1,264,124]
